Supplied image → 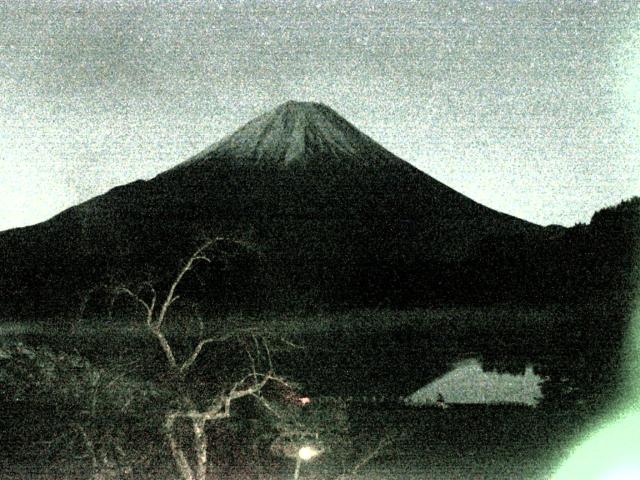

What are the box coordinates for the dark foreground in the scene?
[0,401,599,479]
[0,304,628,479]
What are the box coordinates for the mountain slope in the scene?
[0,101,545,315]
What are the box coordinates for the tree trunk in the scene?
[165,413,195,480]
[193,417,209,480]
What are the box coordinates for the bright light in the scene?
[298,446,319,461]
[553,286,640,479]
[552,412,640,479]
[603,465,640,480]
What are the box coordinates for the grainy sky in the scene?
[1,0,639,230]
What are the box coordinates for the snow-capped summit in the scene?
[175,101,407,169]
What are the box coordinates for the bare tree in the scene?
[113,238,224,375]
[163,353,291,480]
[114,237,296,480]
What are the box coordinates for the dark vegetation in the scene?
[451,197,640,305]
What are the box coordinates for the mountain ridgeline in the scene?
[0,102,637,317]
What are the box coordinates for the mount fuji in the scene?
[0,101,544,314]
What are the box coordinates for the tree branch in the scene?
[179,338,218,374]
[115,286,150,314]
[155,239,217,329]
[151,326,177,370]
[114,284,156,326]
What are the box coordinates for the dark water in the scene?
[343,402,593,480]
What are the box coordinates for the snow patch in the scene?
[405,358,544,407]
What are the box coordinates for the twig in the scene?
[351,435,392,475]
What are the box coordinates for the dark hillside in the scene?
[451,197,640,305]
[0,102,544,316]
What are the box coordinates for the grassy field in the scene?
[0,304,628,479]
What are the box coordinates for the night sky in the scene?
[1,0,639,230]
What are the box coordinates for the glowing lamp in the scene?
[293,445,321,479]
[298,446,319,461]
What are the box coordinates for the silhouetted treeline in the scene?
[452,197,640,306]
